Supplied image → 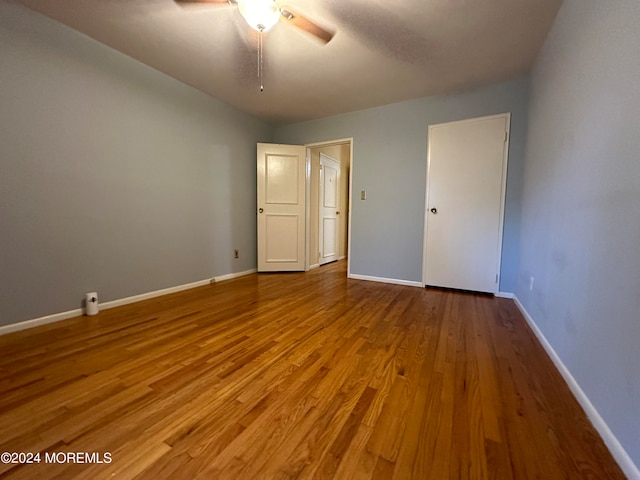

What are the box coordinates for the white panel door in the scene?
[257,143,306,272]
[424,114,509,293]
[319,153,340,265]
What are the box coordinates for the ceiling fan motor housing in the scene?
[237,0,280,31]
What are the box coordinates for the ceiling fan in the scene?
[174,0,335,43]
[175,0,334,91]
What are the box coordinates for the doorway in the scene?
[256,139,352,275]
[307,141,351,270]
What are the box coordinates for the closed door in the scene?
[319,154,340,265]
[257,143,306,272]
[423,114,509,293]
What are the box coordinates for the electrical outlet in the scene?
[529,276,534,291]
[210,278,216,285]
[234,249,239,259]
[360,190,366,200]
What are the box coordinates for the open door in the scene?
[257,143,307,272]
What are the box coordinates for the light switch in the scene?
[360,190,366,200]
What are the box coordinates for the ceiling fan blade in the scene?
[279,6,334,44]
[174,0,234,5]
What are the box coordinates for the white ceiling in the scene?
[15,0,563,124]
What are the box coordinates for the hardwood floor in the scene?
[0,261,625,479]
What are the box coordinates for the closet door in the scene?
[424,114,510,293]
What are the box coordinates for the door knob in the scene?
[258,208,264,213]
[430,207,438,214]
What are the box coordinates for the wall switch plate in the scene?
[234,249,239,259]
[529,276,534,291]
[360,190,366,200]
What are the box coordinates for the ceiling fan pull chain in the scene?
[258,25,264,92]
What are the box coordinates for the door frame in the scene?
[304,138,354,277]
[421,113,510,292]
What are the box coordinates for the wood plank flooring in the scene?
[0,261,625,479]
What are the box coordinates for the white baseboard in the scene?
[338,256,347,261]
[99,278,211,310]
[513,296,640,480]
[495,291,514,298]
[0,268,257,337]
[348,273,423,288]
[308,263,320,270]
[212,268,257,283]
[0,308,84,336]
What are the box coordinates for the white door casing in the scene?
[423,113,510,294]
[257,143,307,272]
[319,153,340,265]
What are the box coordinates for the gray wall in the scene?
[275,78,530,291]
[0,2,272,326]
[516,0,640,467]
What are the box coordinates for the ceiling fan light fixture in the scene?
[237,0,280,31]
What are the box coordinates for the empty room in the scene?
[1,0,638,478]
